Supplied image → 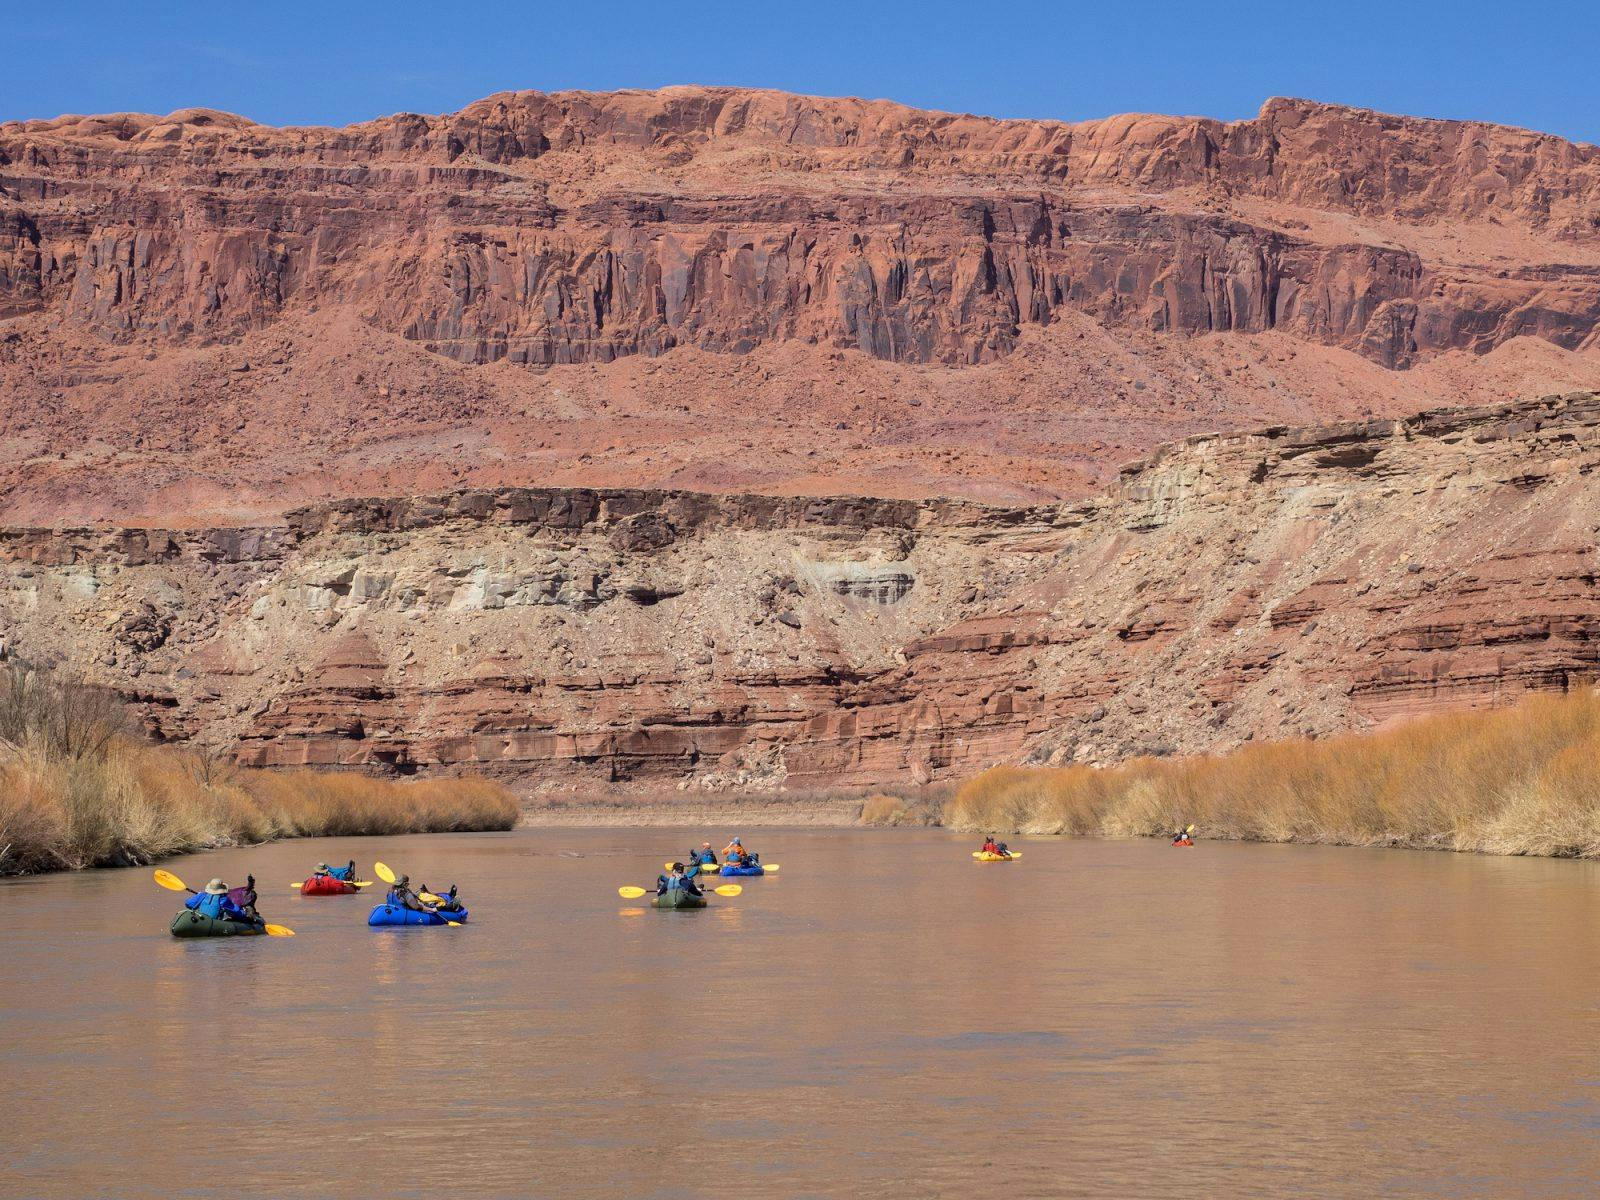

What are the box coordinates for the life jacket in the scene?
[190,892,250,921]
[186,892,226,919]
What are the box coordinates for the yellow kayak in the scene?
[972,851,1022,861]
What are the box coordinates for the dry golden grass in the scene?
[857,794,909,825]
[945,690,1600,858]
[0,740,520,875]
[856,786,950,827]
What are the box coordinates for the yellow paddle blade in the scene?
[444,920,462,927]
[351,880,374,887]
[762,863,779,871]
[153,869,188,891]
[618,886,647,899]
[264,924,295,937]
[373,861,397,885]
[288,884,303,890]
[1186,824,1196,834]
[419,891,444,904]
[713,884,743,897]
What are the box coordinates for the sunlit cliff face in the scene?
[1,88,1598,527]
[3,391,1598,791]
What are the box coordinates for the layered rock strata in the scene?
[4,91,1598,369]
[2,88,1600,524]
[3,393,1598,793]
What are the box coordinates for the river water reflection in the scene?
[3,827,1599,1197]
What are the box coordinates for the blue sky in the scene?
[6,1,1598,144]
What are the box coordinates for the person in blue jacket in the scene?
[687,842,718,869]
[186,878,251,922]
[328,859,357,882]
[656,863,704,897]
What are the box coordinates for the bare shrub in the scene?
[0,661,128,761]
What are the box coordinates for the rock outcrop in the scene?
[875,389,1600,771]
[4,392,1600,793]
[2,88,1599,524]
[4,91,1598,370]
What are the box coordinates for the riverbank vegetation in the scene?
[940,690,1600,858]
[0,662,519,876]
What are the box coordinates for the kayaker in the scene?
[1172,828,1194,846]
[185,878,250,922]
[689,842,718,867]
[657,863,704,898]
[312,861,333,879]
[723,838,760,866]
[386,873,434,913]
[328,859,357,882]
[995,841,1014,859]
[981,836,1000,854]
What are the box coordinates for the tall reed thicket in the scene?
[945,690,1600,858]
[0,662,519,875]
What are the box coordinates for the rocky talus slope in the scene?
[3,391,1597,793]
[1,88,1598,521]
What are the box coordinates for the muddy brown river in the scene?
[4,828,1599,1197]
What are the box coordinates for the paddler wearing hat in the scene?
[721,837,757,866]
[184,878,251,922]
[385,873,434,913]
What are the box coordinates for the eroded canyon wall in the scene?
[3,391,1597,793]
[3,90,1599,371]
[4,87,1600,526]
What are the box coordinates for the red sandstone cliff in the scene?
[1,88,1598,522]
